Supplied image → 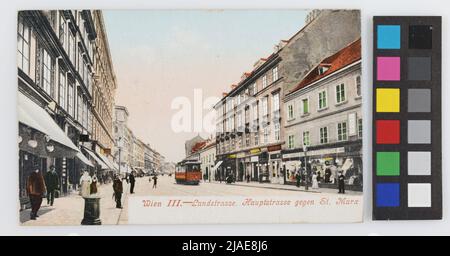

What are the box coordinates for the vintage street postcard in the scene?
[18,9,362,225]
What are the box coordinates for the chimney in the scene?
[222,92,228,97]
[231,84,237,90]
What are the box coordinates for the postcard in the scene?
[17,9,362,225]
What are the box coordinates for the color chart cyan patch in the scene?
[373,16,442,220]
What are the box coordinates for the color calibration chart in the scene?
[373,17,441,220]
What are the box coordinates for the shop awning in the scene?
[213,161,223,170]
[18,93,79,152]
[76,152,94,167]
[83,147,109,169]
[341,158,354,175]
[96,153,116,170]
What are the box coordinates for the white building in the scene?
[282,39,362,188]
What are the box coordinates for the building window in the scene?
[356,75,361,97]
[77,92,83,122]
[59,14,67,48]
[336,83,346,103]
[287,104,294,120]
[262,97,268,116]
[272,93,280,112]
[68,32,75,65]
[253,104,258,121]
[358,118,363,138]
[58,70,66,110]
[302,98,309,115]
[251,83,257,95]
[318,90,327,110]
[67,79,74,116]
[237,112,242,129]
[17,17,31,75]
[288,135,295,149]
[246,133,250,147]
[320,127,328,144]
[272,66,278,82]
[337,122,348,141]
[41,48,53,96]
[254,132,259,146]
[274,123,280,141]
[264,127,269,144]
[303,131,310,146]
[262,75,267,88]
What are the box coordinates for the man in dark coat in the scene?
[44,165,59,206]
[152,175,158,188]
[129,172,136,194]
[295,170,301,188]
[338,171,346,194]
[26,165,46,220]
[113,175,123,208]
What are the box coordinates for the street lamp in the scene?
[303,144,308,190]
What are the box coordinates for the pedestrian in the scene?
[44,165,59,206]
[26,164,46,220]
[129,172,136,194]
[338,171,345,194]
[312,172,319,189]
[246,173,250,183]
[152,175,158,189]
[113,174,123,208]
[79,171,92,198]
[90,174,98,195]
[295,170,301,188]
[325,168,331,183]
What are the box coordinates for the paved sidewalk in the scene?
[208,180,362,195]
[20,180,129,226]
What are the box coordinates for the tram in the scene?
[175,159,202,185]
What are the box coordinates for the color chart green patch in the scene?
[376,152,399,176]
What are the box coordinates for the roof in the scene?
[289,38,361,94]
[191,141,207,154]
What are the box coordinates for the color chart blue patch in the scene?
[376,183,400,207]
[377,25,401,49]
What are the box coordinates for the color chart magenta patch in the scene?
[373,16,441,220]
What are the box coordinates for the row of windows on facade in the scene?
[287,75,361,120]
[201,153,216,165]
[217,74,361,136]
[18,14,111,138]
[287,119,363,149]
[217,66,279,115]
[217,117,362,154]
[217,124,281,154]
[217,92,280,134]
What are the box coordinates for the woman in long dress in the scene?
[79,171,92,197]
[312,172,319,189]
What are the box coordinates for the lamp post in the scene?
[303,144,308,190]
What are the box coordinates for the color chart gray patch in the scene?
[408,120,431,144]
[408,89,431,112]
[407,56,431,81]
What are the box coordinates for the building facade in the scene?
[198,140,216,181]
[282,39,362,189]
[213,9,361,184]
[17,10,116,201]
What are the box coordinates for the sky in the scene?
[103,10,308,163]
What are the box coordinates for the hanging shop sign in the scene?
[249,148,261,154]
[267,144,281,152]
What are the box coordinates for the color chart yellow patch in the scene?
[376,88,400,112]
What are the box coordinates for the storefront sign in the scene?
[250,148,261,154]
[282,147,346,159]
[228,154,236,159]
[270,153,281,159]
[267,144,281,152]
[236,153,246,158]
[250,156,259,162]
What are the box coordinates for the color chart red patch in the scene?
[376,120,400,144]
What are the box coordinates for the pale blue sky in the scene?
[103,10,308,162]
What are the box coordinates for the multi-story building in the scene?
[17,10,116,200]
[198,139,216,182]
[91,11,117,161]
[133,138,146,175]
[213,10,360,184]
[113,105,132,173]
[282,39,362,188]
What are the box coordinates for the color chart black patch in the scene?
[373,16,442,220]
